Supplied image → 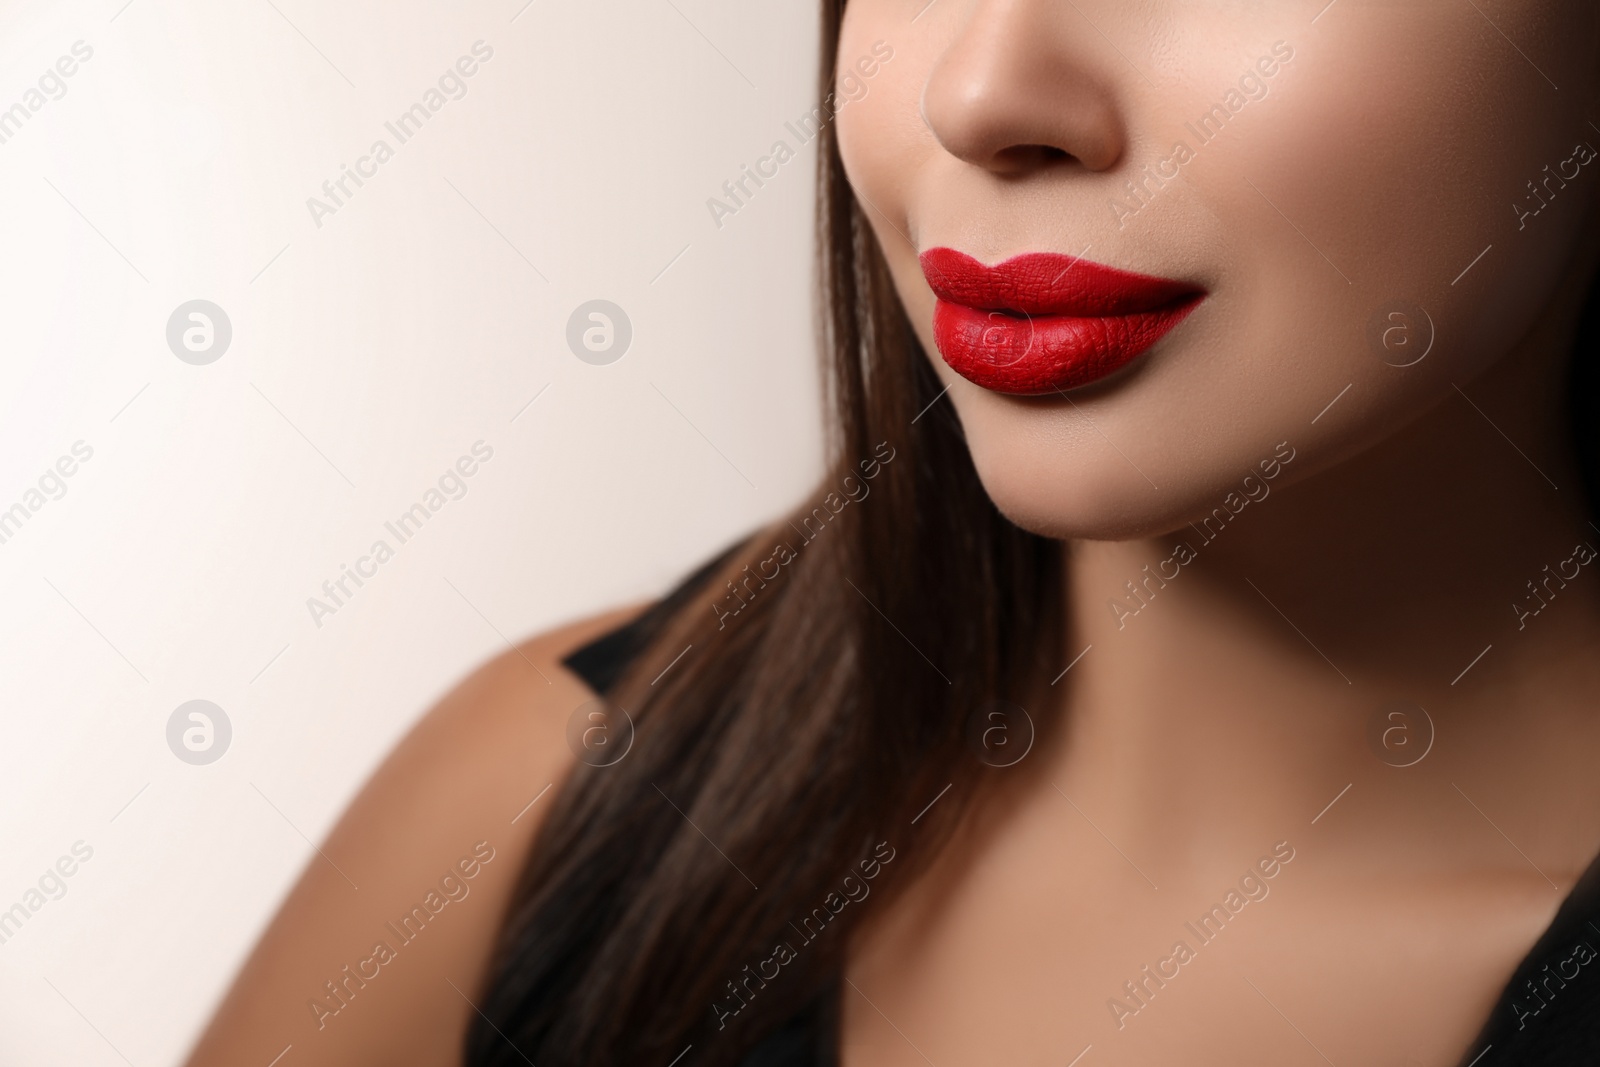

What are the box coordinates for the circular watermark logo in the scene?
[566,300,632,365]
[566,697,634,767]
[966,699,1035,768]
[166,699,232,765]
[1365,701,1434,768]
[1366,301,1433,368]
[976,309,1036,368]
[166,300,233,365]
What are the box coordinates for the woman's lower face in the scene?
[835,0,1600,540]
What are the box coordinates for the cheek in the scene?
[1226,6,1594,369]
[836,7,941,244]
[1140,4,1600,515]
[836,13,954,378]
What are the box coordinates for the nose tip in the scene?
[919,6,1125,176]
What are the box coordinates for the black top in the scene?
[561,544,1600,1067]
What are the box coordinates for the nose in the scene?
[920,1,1125,175]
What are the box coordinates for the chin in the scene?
[948,363,1320,545]
[960,425,1203,543]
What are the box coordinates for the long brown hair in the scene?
[462,2,1063,1063]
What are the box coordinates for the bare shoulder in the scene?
[184,603,644,1067]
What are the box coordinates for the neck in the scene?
[1052,256,1600,894]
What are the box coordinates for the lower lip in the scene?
[922,250,1204,396]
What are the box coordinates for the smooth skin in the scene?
[191,3,1600,1066]
[182,606,639,1067]
[835,1,1600,1065]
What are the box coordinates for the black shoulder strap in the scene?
[1458,848,1600,1064]
[735,976,840,1067]
[561,535,750,696]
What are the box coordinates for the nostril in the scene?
[991,143,1075,172]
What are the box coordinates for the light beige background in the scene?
[0,1,823,1063]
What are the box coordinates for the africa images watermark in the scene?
[0,40,94,149]
[1106,840,1297,1030]
[305,40,495,229]
[0,440,94,548]
[711,840,897,1031]
[307,840,496,1030]
[1509,930,1600,1032]
[1106,441,1298,629]
[0,840,95,949]
[305,441,494,628]
[1513,538,1596,630]
[1109,40,1295,229]
[1514,136,1597,231]
[711,440,897,630]
[705,40,894,230]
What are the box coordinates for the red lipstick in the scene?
[920,247,1205,395]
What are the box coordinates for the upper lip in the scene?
[919,247,1204,318]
